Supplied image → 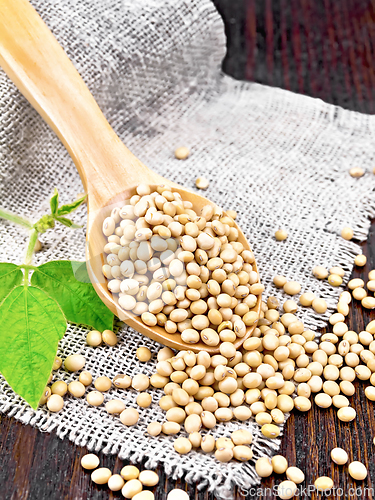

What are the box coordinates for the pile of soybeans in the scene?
[101,184,261,348]
[41,182,375,499]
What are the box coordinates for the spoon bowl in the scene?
[0,0,261,353]
[87,184,261,353]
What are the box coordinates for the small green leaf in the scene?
[0,263,23,302]
[57,194,87,216]
[31,260,114,331]
[50,188,59,215]
[54,216,82,229]
[34,214,55,233]
[0,285,66,409]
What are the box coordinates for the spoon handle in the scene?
[0,0,154,209]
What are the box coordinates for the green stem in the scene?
[20,264,38,271]
[24,228,39,265]
[0,208,33,229]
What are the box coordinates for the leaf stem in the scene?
[0,208,33,229]
[24,228,39,266]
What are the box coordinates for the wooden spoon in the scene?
[0,0,261,353]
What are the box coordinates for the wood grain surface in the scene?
[215,0,375,114]
[1,1,375,499]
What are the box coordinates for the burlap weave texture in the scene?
[1,0,375,498]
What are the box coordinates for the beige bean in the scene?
[147,422,162,436]
[255,457,273,477]
[277,481,298,500]
[286,467,305,484]
[331,447,348,465]
[106,399,126,414]
[272,455,288,474]
[94,376,112,392]
[348,461,367,480]
[86,330,102,347]
[68,381,85,398]
[108,474,125,492]
[132,374,150,391]
[122,479,143,499]
[46,394,64,412]
[283,281,301,295]
[261,423,280,438]
[233,445,253,461]
[215,447,233,462]
[81,453,100,470]
[64,354,85,372]
[174,437,192,455]
[201,434,216,452]
[120,408,139,426]
[91,468,112,485]
[314,477,333,491]
[312,298,327,313]
[273,275,287,288]
[121,465,140,481]
[138,470,159,487]
[86,391,104,406]
[137,392,152,408]
[162,422,181,435]
[337,406,356,422]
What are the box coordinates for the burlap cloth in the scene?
[1,0,375,498]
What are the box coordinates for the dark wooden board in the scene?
[214,0,375,114]
[1,1,375,499]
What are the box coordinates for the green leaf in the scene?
[0,263,23,303]
[57,194,87,216]
[0,285,66,409]
[54,216,82,229]
[31,260,114,331]
[50,188,59,215]
[70,261,91,284]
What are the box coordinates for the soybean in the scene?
[91,468,112,485]
[348,461,367,480]
[331,448,348,465]
[81,454,100,470]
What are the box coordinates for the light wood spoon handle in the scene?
[0,0,262,353]
[0,0,162,213]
